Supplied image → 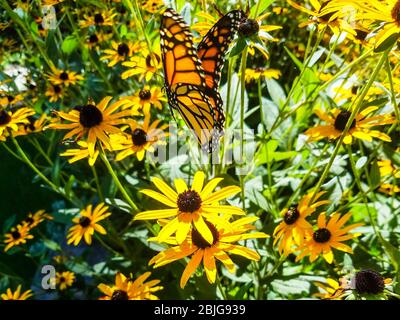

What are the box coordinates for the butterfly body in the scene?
[160,8,244,152]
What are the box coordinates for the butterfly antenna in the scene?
[212,4,224,17]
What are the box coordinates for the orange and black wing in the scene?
[160,8,205,101]
[197,10,244,90]
[197,10,245,128]
[172,83,220,151]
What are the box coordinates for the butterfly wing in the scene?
[161,8,221,151]
[197,10,244,91]
[196,10,244,130]
[160,8,205,99]
[172,83,219,151]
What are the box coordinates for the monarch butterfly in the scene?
[160,8,244,152]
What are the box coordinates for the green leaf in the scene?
[120,24,128,38]
[284,46,304,70]
[43,238,61,251]
[61,35,79,55]
[380,238,400,271]
[374,33,399,53]
[369,159,381,188]
[2,214,16,233]
[256,140,297,165]
[230,38,247,57]
[30,20,39,36]
[266,78,286,107]
[250,0,275,18]
[80,0,107,9]
[46,30,58,63]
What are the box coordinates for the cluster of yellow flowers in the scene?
[134,171,269,288]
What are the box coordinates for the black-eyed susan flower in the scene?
[0,107,35,141]
[345,269,396,299]
[98,272,163,300]
[48,97,135,156]
[21,209,52,229]
[326,0,400,49]
[134,171,244,245]
[287,0,353,34]
[1,285,33,300]
[4,224,34,252]
[56,271,75,290]
[100,41,140,67]
[305,107,396,144]
[46,67,84,87]
[119,86,166,114]
[238,11,282,59]
[313,278,344,299]
[325,269,398,300]
[0,92,24,107]
[60,140,100,166]
[379,183,400,195]
[149,217,268,288]
[121,48,162,82]
[295,212,363,264]
[378,159,400,178]
[245,67,281,83]
[67,203,111,246]
[111,112,168,161]
[45,84,64,102]
[142,0,164,13]
[86,31,112,49]
[79,10,116,28]
[14,113,47,137]
[273,191,329,256]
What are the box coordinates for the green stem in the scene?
[12,137,59,193]
[309,51,388,204]
[385,56,400,121]
[216,273,228,300]
[30,137,53,166]
[239,47,248,211]
[91,165,104,202]
[100,149,138,212]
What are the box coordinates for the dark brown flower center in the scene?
[131,128,147,146]
[89,34,99,43]
[117,43,129,56]
[139,89,151,101]
[351,86,359,95]
[354,269,385,294]
[318,1,335,22]
[391,0,400,25]
[0,109,11,125]
[191,220,219,248]
[177,190,202,213]
[7,95,14,102]
[313,228,331,243]
[25,217,34,225]
[59,276,66,283]
[145,53,161,68]
[355,29,368,41]
[111,289,129,300]
[284,205,300,225]
[94,13,104,24]
[79,104,103,128]
[53,85,61,94]
[59,72,69,80]
[25,116,35,131]
[334,110,356,131]
[11,231,21,240]
[79,216,91,228]
[238,18,259,37]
